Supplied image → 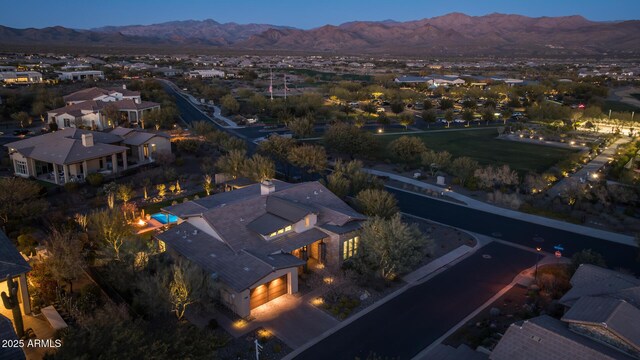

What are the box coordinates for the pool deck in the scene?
[136,218,164,234]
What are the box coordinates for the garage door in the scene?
[250,275,287,309]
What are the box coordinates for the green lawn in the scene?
[377,128,578,173]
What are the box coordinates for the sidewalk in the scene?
[363,168,636,246]
[548,136,629,197]
[403,245,473,283]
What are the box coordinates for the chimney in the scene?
[260,180,275,195]
[81,133,94,147]
[122,84,126,90]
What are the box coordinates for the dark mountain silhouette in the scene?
[1,13,638,55]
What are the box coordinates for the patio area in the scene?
[0,307,58,360]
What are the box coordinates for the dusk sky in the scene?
[1,0,639,29]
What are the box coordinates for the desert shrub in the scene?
[86,173,104,187]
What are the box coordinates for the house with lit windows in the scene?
[5,127,170,184]
[155,180,365,317]
[47,86,160,130]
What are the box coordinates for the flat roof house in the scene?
[57,70,104,81]
[0,71,43,84]
[155,180,365,318]
[5,127,170,184]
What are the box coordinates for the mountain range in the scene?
[1,13,639,56]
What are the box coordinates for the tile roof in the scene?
[4,127,169,165]
[0,230,30,278]
[560,264,640,306]
[158,181,365,291]
[246,213,292,236]
[562,296,640,351]
[155,222,303,291]
[0,314,25,360]
[490,315,635,360]
[6,128,128,165]
[62,87,140,103]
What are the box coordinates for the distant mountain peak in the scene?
[1,13,638,56]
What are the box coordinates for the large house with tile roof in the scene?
[5,127,170,184]
[155,180,366,317]
[48,86,160,130]
[491,265,640,360]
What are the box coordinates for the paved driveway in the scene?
[252,293,338,349]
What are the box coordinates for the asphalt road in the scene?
[388,187,640,273]
[295,242,537,360]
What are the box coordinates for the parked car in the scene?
[13,129,29,136]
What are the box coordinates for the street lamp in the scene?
[535,247,542,281]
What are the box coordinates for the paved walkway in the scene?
[548,137,629,197]
[500,133,589,150]
[363,168,636,246]
[403,245,474,283]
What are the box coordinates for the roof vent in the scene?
[314,191,318,195]
[530,335,542,343]
[243,267,250,271]
[209,253,216,258]
[193,230,198,235]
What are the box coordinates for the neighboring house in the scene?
[109,126,171,163]
[155,180,366,317]
[0,229,32,317]
[394,75,431,84]
[48,87,160,130]
[57,70,104,81]
[491,265,640,360]
[63,86,141,105]
[394,74,465,86]
[151,66,183,77]
[188,69,225,79]
[0,71,43,84]
[4,127,170,184]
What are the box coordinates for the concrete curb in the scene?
[411,261,543,360]
[380,175,636,246]
[283,221,483,360]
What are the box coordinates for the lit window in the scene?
[305,216,310,227]
[158,240,166,253]
[277,228,284,235]
[270,232,277,237]
[14,160,27,175]
[342,236,359,260]
[285,225,292,232]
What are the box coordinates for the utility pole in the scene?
[284,74,288,100]
[269,67,273,102]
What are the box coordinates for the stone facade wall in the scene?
[569,323,639,358]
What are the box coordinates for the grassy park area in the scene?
[377,128,578,173]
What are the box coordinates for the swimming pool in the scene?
[151,213,179,224]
